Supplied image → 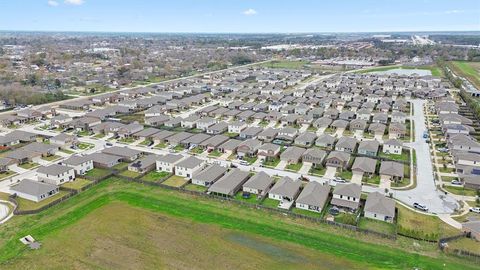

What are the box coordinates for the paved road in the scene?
[395,99,458,214]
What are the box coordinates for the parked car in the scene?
[333,178,346,183]
[240,160,249,166]
[105,142,113,147]
[470,207,480,214]
[450,180,463,186]
[413,202,428,212]
[438,148,449,153]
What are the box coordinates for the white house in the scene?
[61,155,94,175]
[10,179,59,202]
[156,154,184,173]
[36,164,75,185]
[382,139,403,155]
[174,156,205,178]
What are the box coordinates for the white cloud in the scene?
[47,0,59,6]
[444,10,464,14]
[243,8,257,16]
[64,0,85,5]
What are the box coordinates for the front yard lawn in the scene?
[263,157,280,168]
[358,217,396,235]
[173,144,185,152]
[139,140,153,146]
[93,133,106,139]
[0,170,16,180]
[60,149,75,154]
[285,162,302,172]
[162,175,188,187]
[363,175,380,185]
[309,166,326,176]
[16,190,70,211]
[183,183,208,192]
[118,137,136,144]
[140,171,171,182]
[208,150,222,157]
[242,156,257,165]
[62,178,92,190]
[439,167,455,173]
[224,132,239,138]
[336,170,353,181]
[154,142,167,149]
[19,162,39,170]
[77,143,94,150]
[41,155,61,162]
[443,185,478,197]
[189,147,204,155]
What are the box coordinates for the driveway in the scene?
[379,176,391,190]
[8,164,28,174]
[335,128,344,137]
[298,162,312,175]
[324,166,337,179]
[351,172,363,184]
[299,124,309,133]
[276,160,288,170]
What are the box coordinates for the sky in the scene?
[0,0,479,33]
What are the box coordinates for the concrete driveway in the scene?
[351,172,363,184]
[276,160,288,170]
[324,166,337,179]
[379,176,391,190]
[298,162,312,175]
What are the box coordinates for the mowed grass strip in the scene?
[0,178,475,270]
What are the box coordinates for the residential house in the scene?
[357,140,380,156]
[174,156,205,178]
[37,164,75,185]
[331,183,361,211]
[191,164,228,187]
[379,161,404,182]
[242,171,274,196]
[61,155,93,175]
[10,179,59,202]
[156,154,184,173]
[383,139,403,155]
[208,169,251,197]
[364,192,396,223]
[295,181,330,213]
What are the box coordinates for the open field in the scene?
[449,61,480,89]
[359,65,443,77]
[0,178,476,270]
[261,60,310,70]
[396,205,459,241]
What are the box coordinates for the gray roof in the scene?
[37,164,72,175]
[333,183,361,198]
[88,153,122,165]
[62,155,92,166]
[102,146,141,159]
[192,164,228,183]
[129,155,157,170]
[182,133,211,145]
[280,146,306,161]
[296,181,330,209]
[335,137,358,149]
[242,171,274,192]
[384,139,403,147]
[326,151,351,162]
[219,139,241,151]
[358,140,380,152]
[364,192,396,217]
[10,179,58,196]
[352,157,377,174]
[175,156,203,169]
[241,126,263,136]
[268,176,302,199]
[156,154,184,164]
[199,135,229,148]
[379,161,404,177]
[208,169,250,196]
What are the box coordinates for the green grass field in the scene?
[359,65,443,77]
[61,178,92,190]
[0,178,476,269]
[449,61,480,89]
[396,205,459,241]
[140,171,171,182]
[162,175,188,187]
[261,60,310,70]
